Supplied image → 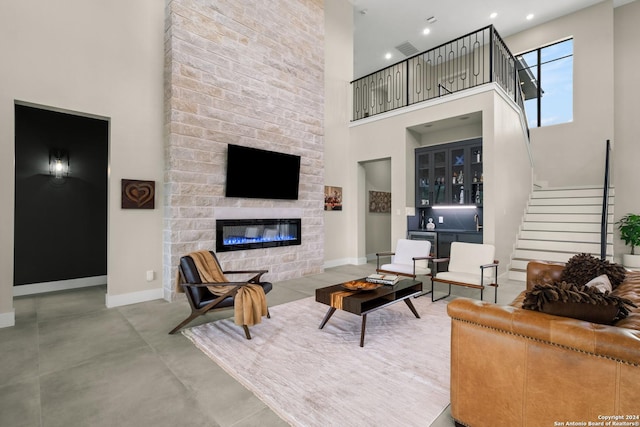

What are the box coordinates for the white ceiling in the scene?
[351,0,634,79]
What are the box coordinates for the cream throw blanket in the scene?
[179,250,268,327]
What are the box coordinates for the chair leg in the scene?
[243,325,252,340]
[431,281,451,302]
[415,277,432,298]
[415,288,432,298]
[267,308,271,319]
[169,311,201,335]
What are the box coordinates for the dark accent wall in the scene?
[408,207,482,232]
[14,104,108,286]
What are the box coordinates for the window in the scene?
[516,39,573,128]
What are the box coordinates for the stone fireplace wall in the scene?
[164,0,325,299]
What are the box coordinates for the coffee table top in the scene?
[315,278,422,315]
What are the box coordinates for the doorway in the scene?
[362,158,392,260]
[13,103,108,295]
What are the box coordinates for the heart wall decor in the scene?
[121,179,155,209]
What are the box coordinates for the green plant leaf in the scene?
[616,213,640,255]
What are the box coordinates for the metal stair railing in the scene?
[351,25,530,143]
[600,139,611,260]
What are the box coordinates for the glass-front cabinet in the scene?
[415,138,482,206]
[416,147,448,207]
[469,144,483,205]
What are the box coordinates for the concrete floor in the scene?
[1,262,525,427]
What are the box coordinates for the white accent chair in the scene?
[431,242,499,302]
[376,239,432,280]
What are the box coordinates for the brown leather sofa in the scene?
[447,260,640,427]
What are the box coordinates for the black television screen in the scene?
[225,144,301,200]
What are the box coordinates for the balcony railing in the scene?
[351,25,528,132]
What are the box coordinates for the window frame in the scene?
[516,38,574,128]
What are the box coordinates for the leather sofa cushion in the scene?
[612,271,640,330]
[526,260,564,290]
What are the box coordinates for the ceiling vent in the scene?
[395,41,419,57]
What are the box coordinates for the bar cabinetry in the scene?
[415,138,483,207]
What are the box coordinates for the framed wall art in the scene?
[324,186,342,211]
[369,190,391,213]
[122,179,155,209]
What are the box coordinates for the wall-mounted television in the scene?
[225,144,301,200]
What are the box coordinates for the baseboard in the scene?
[366,253,381,262]
[105,288,163,308]
[0,310,16,328]
[323,257,368,269]
[13,276,108,296]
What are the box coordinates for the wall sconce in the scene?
[49,149,69,178]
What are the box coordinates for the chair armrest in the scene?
[479,262,499,286]
[187,281,247,288]
[480,262,499,269]
[412,255,433,261]
[223,270,268,283]
[376,251,395,269]
[223,269,268,275]
[430,257,449,275]
[376,251,395,257]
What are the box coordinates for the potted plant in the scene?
[616,213,640,268]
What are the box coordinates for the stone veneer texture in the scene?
[164,0,325,299]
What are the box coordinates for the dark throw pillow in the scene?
[560,253,627,290]
[522,281,636,325]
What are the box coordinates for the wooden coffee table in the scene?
[315,278,422,347]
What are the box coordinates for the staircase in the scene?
[508,186,614,282]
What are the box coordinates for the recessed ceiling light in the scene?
[385,52,392,60]
[423,28,431,35]
[490,12,498,19]
[526,13,534,20]
[459,116,469,121]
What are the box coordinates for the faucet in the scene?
[474,214,483,232]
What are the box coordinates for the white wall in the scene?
[506,1,615,187]
[613,0,640,261]
[324,0,355,266]
[420,122,482,146]
[489,92,534,267]
[0,0,165,325]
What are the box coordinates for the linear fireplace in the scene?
[216,218,301,252]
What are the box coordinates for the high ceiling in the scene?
[351,0,634,79]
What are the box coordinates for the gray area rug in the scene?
[183,295,450,427]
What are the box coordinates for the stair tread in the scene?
[510,186,614,275]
